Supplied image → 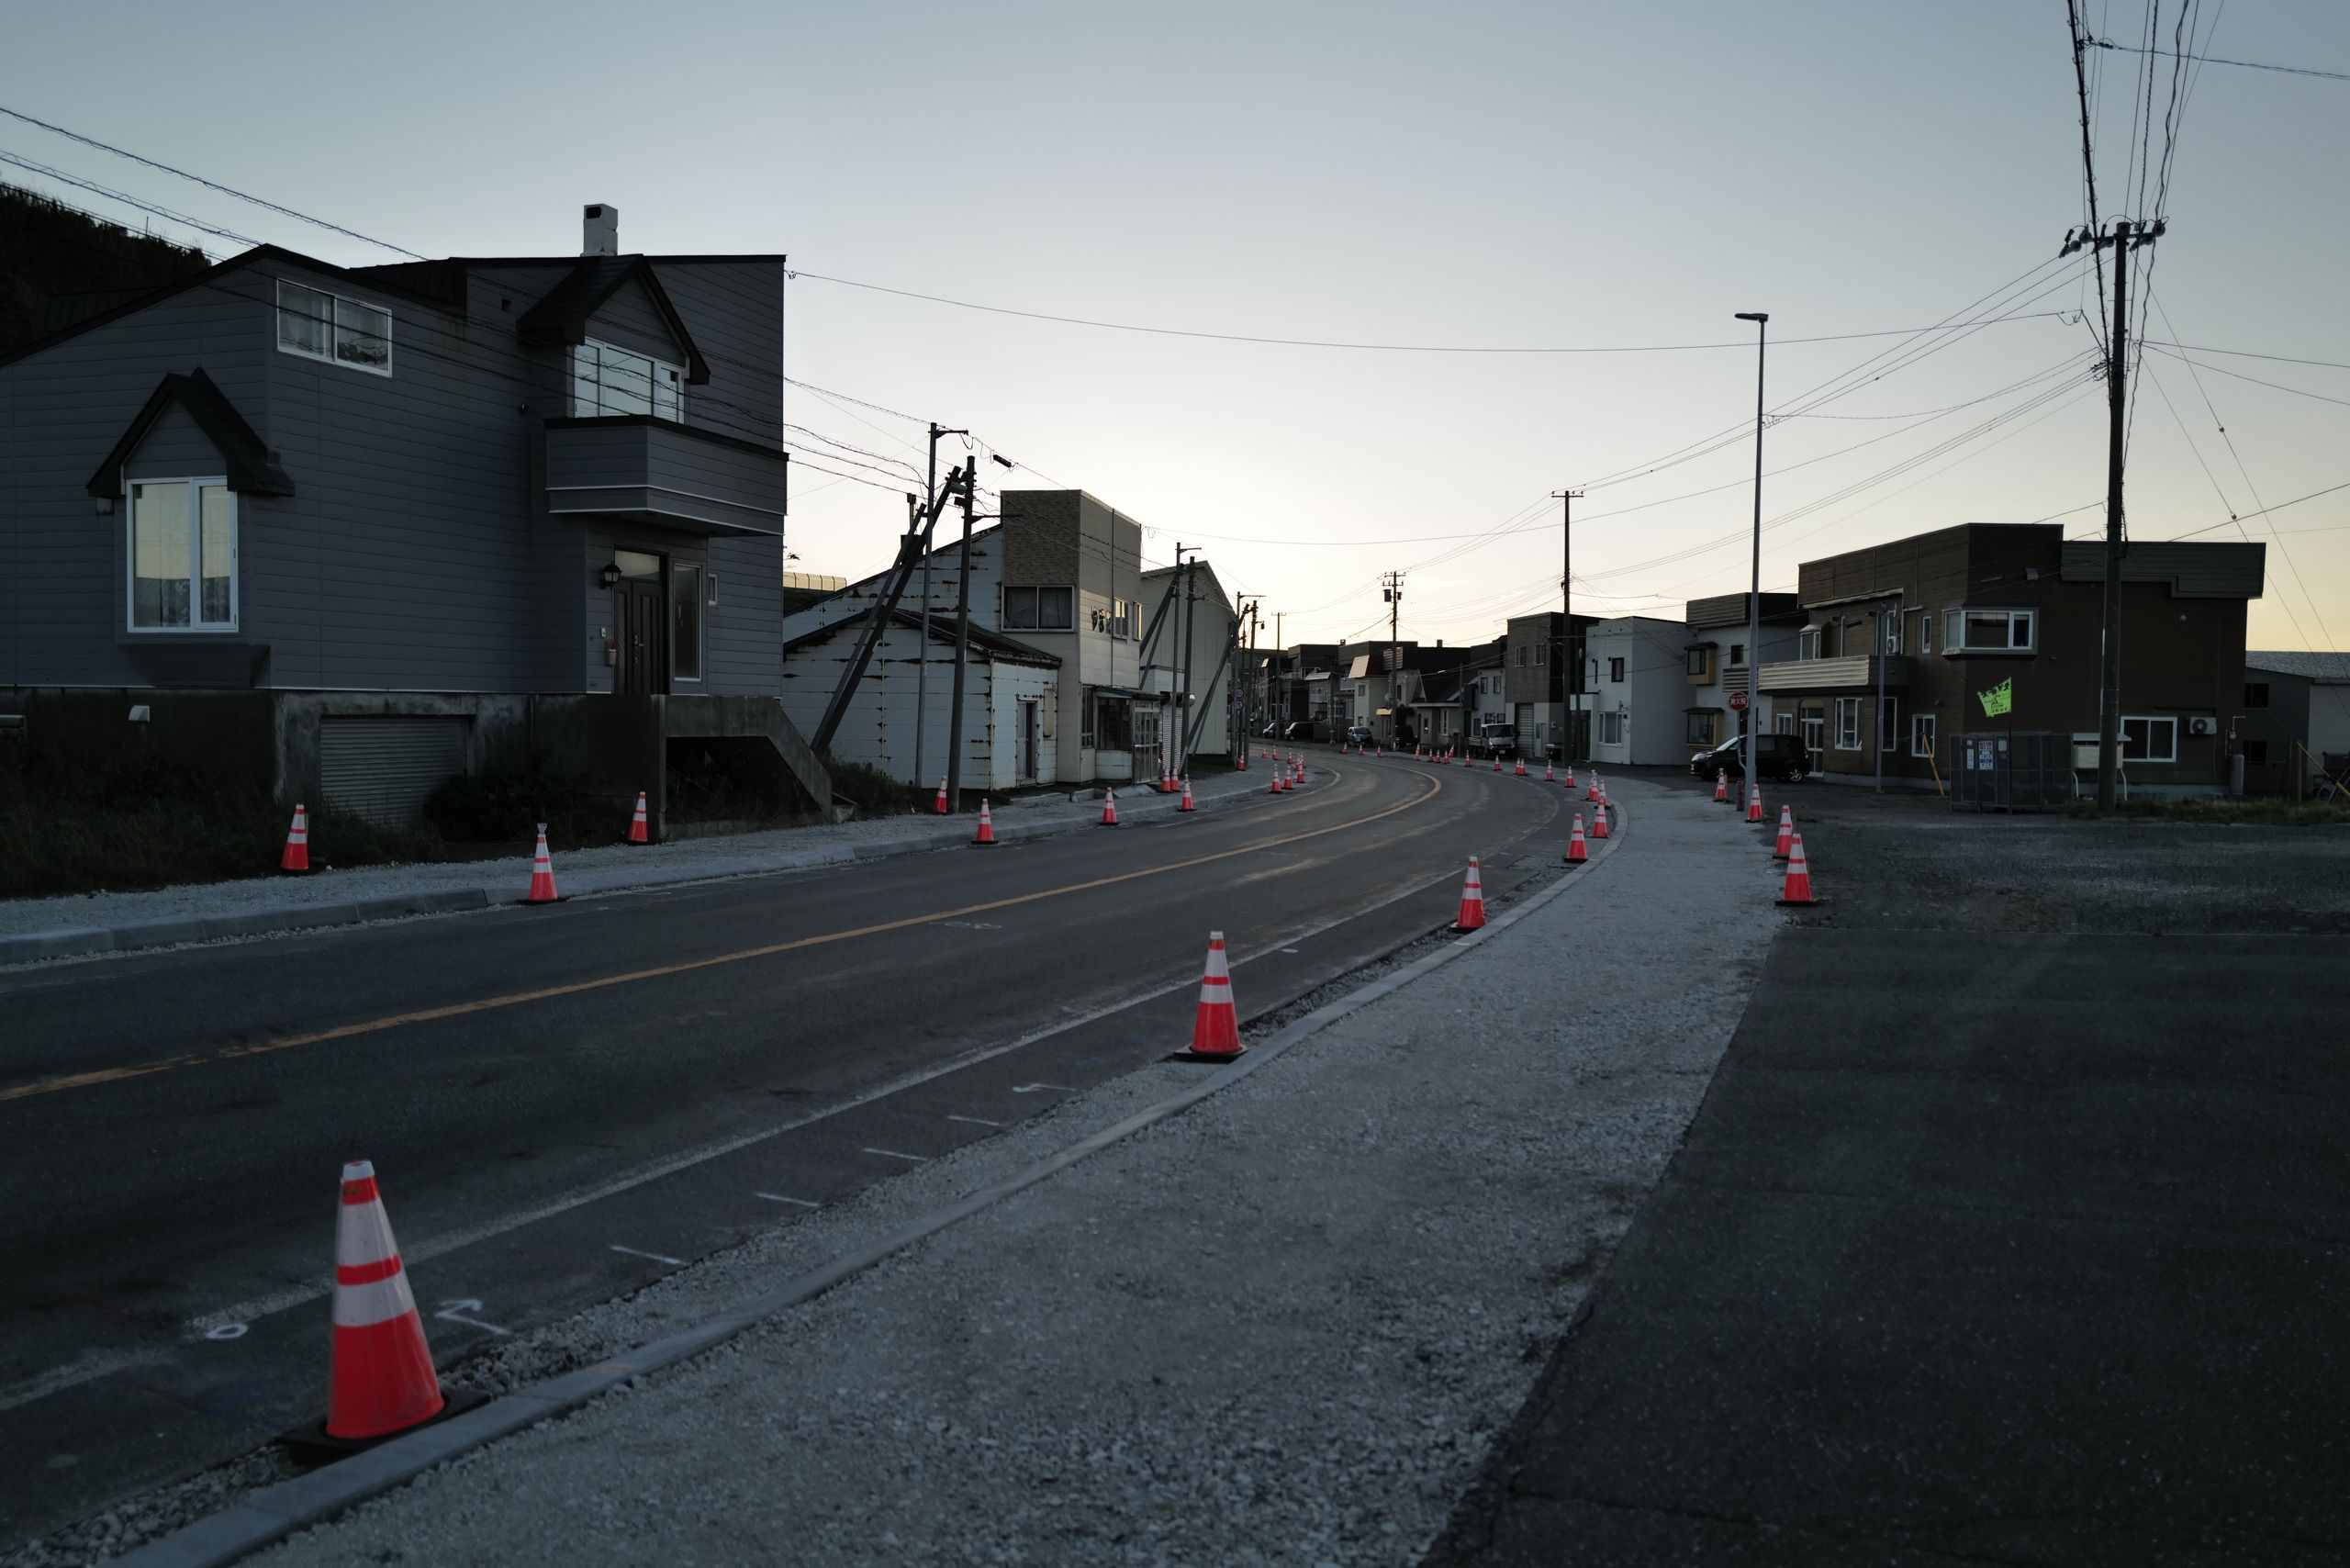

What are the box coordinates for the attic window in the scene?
[573,340,684,420]
[277,281,391,375]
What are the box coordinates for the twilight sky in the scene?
[6,1,2344,650]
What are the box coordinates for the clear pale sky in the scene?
[6,1,2344,650]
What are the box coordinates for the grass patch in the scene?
[0,745,434,899]
[2068,796,2350,825]
[425,769,605,846]
[822,756,934,817]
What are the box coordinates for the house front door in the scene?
[613,556,668,696]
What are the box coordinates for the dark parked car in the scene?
[1282,720,1326,744]
[1689,733,1807,783]
[1344,724,1375,747]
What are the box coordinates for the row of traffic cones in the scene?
[280,790,654,879]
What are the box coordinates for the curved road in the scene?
[0,754,1579,1542]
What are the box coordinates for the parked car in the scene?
[1689,733,1807,783]
[1282,720,1326,744]
[1344,724,1375,747]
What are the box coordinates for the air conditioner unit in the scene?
[2188,716,2217,735]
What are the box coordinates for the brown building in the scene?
[1756,523,2264,794]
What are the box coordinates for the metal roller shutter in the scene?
[319,716,469,825]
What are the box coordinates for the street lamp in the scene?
[1734,311,1768,796]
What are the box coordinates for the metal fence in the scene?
[1947,731,2076,812]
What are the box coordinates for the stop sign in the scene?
[1729,691,1751,711]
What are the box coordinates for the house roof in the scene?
[2248,651,2350,683]
[84,368,295,498]
[513,256,711,384]
[781,606,1059,668]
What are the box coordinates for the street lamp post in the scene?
[1734,312,1768,796]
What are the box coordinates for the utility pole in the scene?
[1237,595,1261,755]
[912,423,965,788]
[1551,489,1582,764]
[1382,571,1404,744]
[1273,610,1284,734]
[1171,543,1198,783]
[943,462,979,811]
[1734,312,1770,795]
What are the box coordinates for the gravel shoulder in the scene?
[212,775,1776,1568]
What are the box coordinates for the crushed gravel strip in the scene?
[190,778,1778,1568]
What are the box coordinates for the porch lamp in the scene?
[599,560,621,589]
[1733,311,1768,794]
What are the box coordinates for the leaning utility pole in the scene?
[1551,489,1582,763]
[943,463,979,811]
[912,423,966,791]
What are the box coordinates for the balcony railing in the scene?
[1755,654,1909,692]
[544,415,787,538]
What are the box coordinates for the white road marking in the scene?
[1280,947,1301,955]
[432,1298,511,1337]
[609,1244,685,1267]
[12,809,1550,1417]
[202,1324,248,1341]
[862,1148,930,1163]
[936,920,1002,931]
[946,1114,1004,1127]
[754,1193,820,1208]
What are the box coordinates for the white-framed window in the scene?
[1911,711,1937,759]
[1600,711,1627,745]
[1002,586,1075,630]
[1903,607,1931,655]
[2121,715,2178,763]
[1797,625,1821,660]
[1685,711,1718,745]
[1878,696,1900,752]
[1686,645,1714,678]
[1942,607,2036,654]
[572,339,685,420]
[1774,712,1796,736]
[1881,611,1901,656]
[672,563,705,681]
[1833,696,1863,751]
[276,280,391,375]
[128,478,236,631]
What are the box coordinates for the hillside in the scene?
[0,182,210,356]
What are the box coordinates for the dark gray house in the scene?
[0,205,826,828]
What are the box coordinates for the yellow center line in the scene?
[2,772,1446,1105]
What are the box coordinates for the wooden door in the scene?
[615,577,667,695]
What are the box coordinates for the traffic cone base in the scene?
[279,803,311,874]
[1452,857,1488,931]
[1171,931,1247,1062]
[973,798,998,846]
[626,790,650,844]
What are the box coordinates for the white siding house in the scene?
[1584,616,1694,767]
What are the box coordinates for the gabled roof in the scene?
[2248,651,2350,683]
[782,606,1060,668]
[84,368,294,498]
[514,256,710,383]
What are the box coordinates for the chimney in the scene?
[583,203,619,257]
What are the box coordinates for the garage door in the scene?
[319,716,469,825]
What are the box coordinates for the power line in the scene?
[2087,29,2349,82]
[0,102,424,258]
[0,151,258,252]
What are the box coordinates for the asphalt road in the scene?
[0,753,1572,1547]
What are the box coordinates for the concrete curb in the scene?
[104,791,1625,1568]
[0,773,1281,969]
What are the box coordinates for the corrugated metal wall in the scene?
[319,714,469,824]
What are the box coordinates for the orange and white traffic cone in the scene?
[626,790,650,844]
[1492,756,1502,773]
[1544,763,1555,782]
[1179,776,1195,812]
[279,804,311,874]
[973,798,997,846]
[1776,834,1818,906]
[324,1160,446,1441]
[1585,776,1598,801]
[1565,814,1588,864]
[523,824,559,903]
[1270,768,1287,795]
[1292,759,1305,788]
[934,777,949,815]
[1175,931,1245,1060]
[1565,767,1575,789]
[1515,757,1527,777]
[1714,767,1728,803]
[1593,802,1610,839]
[1774,803,1795,859]
[1453,857,1488,931]
[1100,787,1119,827]
[1747,783,1763,823]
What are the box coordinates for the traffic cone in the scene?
[324,1160,446,1441]
[1544,763,1555,782]
[1565,767,1575,788]
[1292,759,1304,788]
[1515,757,1528,777]
[934,777,949,815]
[973,798,997,846]
[1565,814,1588,864]
[1585,776,1598,801]
[626,790,650,844]
[1774,804,1795,859]
[1593,802,1611,839]
[1492,756,1502,773]
[1179,776,1195,812]
[279,804,311,874]
[1747,783,1764,823]
[1453,857,1488,931]
[1714,768,1728,803]
[1270,768,1286,795]
[1776,834,1818,906]
[1176,931,1245,1060]
[1100,787,1119,827]
[523,824,559,903]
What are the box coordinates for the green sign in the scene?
[1977,678,2013,718]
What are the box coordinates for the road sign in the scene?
[1728,691,1750,711]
